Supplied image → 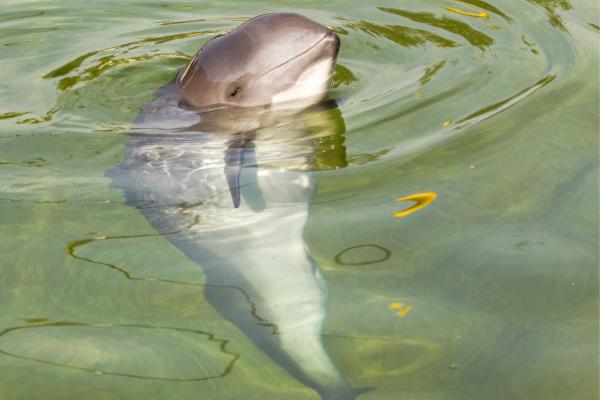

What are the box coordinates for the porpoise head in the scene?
[177,13,340,109]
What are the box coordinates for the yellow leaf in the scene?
[394,192,437,218]
[397,306,412,317]
[446,7,489,19]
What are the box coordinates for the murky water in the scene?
[0,1,598,399]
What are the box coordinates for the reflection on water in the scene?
[528,0,573,31]
[342,18,459,48]
[0,111,30,120]
[454,0,512,21]
[378,7,494,49]
[455,75,555,126]
[347,148,391,165]
[0,157,47,167]
[42,31,211,83]
[419,60,446,86]
[0,0,597,399]
[332,64,359,88]
[11,30,216,125]
[0,11,45,22]
[47,53,187,92]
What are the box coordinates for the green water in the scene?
[0,1,598,399]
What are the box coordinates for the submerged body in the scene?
[110,13,367,399]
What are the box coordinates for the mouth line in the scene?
[261,33,331,77]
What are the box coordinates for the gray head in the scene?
[177,13,340,109]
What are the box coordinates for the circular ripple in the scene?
[335,244,392,265]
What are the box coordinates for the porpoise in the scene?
[109,13,370,400]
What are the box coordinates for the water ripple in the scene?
[0,320,239,381]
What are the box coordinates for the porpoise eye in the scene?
[229,87,241,97]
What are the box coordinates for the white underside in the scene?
[271,59,333,107]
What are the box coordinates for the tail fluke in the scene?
[319,386,375,400]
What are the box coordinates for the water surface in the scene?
[0,0,598,399]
